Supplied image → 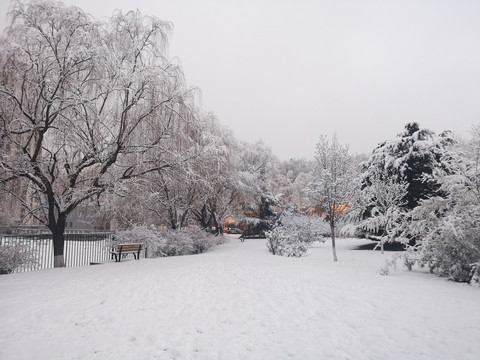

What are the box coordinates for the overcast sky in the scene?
[1,0,480,159]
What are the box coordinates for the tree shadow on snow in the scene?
[353,241,406,252]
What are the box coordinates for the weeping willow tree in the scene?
[0,0,188,267]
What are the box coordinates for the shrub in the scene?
[266,211,327,257]
[267,226,310,257]
[470,263,480,287]
[182,226,226,254]
[114,225,223,258]
[0,242,35,274]
[407,196,480,283]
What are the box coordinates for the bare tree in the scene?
[0,1,186,266]
[306,135,357,261]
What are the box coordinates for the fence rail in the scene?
[1,232,116,273]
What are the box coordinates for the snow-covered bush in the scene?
[470,263,480,287]
[154,229,195,256]
[410,202,480,282]
[0,242,35,274]
[267,227,309,257]
[184,226,226,253]
[114,225,223,258]
[266,211,327,257]
[379,244,420,275]
[114,225,167,257]
[387,128,480,284]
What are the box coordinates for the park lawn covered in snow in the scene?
[1,237,479,360]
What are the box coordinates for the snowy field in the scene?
[0,237,479,360]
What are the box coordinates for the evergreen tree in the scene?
[359,122,455,239]
[408,125,480,283]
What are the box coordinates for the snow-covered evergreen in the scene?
[358,123,455,241]
[360,122,454,211]
[407,126,480,283]
[357,169,409,253]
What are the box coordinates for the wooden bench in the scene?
[239,233,266,242]
[111,243,143,262]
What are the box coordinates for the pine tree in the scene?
[408,126,480,283]
[359,122,454,240]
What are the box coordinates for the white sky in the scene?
[1,0,480,159]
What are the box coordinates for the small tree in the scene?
[306,135,357,261]
[357,169,408,253]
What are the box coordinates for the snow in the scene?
[1,237,479,360]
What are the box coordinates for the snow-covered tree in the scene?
[362,123,454,210]
[274,158,313,211]
[306,134,358,261]
[407,125,480,283]
[234,141,280,232]
[357,169,408,253]
[107,110,239,233]
[0,1,187,266]
[190,115,240,234]
[359,123,455,241]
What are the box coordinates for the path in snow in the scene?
[0,237,479,360]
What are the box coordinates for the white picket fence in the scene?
[1,232,115,272]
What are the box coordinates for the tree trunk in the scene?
[330,223,338,262]
[168,208,177,230]
[193,205,209,229]
[50,214,67,268]
[212,213,222,235]
[52,228,66,268]
[180,209,189,229]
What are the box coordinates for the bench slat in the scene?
[120,245,141,250]
[114,244,142,252]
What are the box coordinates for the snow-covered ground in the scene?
[1,237,479,360]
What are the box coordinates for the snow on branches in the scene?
[266,209,328,257]
[407,129,480,283]
[306,134,358,261]
[357,169,409,253]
